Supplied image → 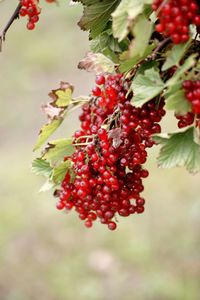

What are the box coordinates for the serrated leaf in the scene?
[91,31,111,53]
[78,52,115,74]
[42,138,74,164]
[187,143,200,173]
[154,127,200,174]
[193,127,200,145]
[74,0,120,38]
[165,89,192,115]
[131,67,164,107]
[112,0,150,41]
[32,158,52,177]
[165,54,197,87]
[162,40,191,71]
[51,160,72,185]
[91,33,128,63]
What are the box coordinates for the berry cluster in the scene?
[175,112,194,128]
[19,0,41,30]
[183,80,200,114]
[56,74,166,230]
[152,0,200,44]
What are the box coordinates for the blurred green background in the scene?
[0,1,200,300]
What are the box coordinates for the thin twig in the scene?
[0,2,22,51]
[151,37,171,60]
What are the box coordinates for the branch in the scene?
[151,37,171,60]
[0,2,22,51]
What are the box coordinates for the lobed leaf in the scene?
[74,0,120,38]
[153,127,200,174]
[32,158,52,177]
[131,67,164,107]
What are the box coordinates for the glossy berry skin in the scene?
[175,112,195,128]
[19,0,41,30]
[152,0,200,44]
[174,80,200,128]
[183,80,200,114]
[56,74,166,230]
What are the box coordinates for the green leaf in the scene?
[131,67,164,107]
[42,138,74,165]
[165,89,192,115]
[119,44,155,72]
[55,89,73,107]
[112,0,150,41]
[74,0,120,38]
[91,29,124,54]
[165,54,197,87]
[34,119,62,152]
[51,160,72,185]
[162,40,192,71]
[129,14,153,58]
[154,127,200,174]
[32,158,52,177]
[163,81,182,99]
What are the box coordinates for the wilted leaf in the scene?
[108,128,123,148]
[34,82,74,151]
[78,52,115,74]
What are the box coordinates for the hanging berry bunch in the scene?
[53,74,165,230]
[0,0,197,229]
[19,0,41,30]
[152,0,200,44]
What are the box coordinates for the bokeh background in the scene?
[0,1,200,299]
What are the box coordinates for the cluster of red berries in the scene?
[183,80,200,114]
[19,0,41,30]
[175,112,194,128]
[152,0,200,44]
[55,74,166,230]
